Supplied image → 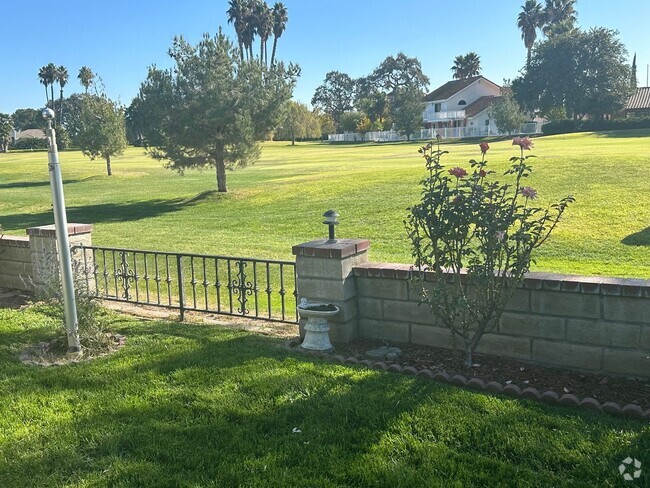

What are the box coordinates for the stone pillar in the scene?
[26,223,93,295]
[292,238,369,343]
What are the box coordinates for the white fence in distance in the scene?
[328,122,544,143]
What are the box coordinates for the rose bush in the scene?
[406,137,574,366]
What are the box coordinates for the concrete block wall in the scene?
[0,235,32,291]
[0,224,93,294]
[352,263,650,379]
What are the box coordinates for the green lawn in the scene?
[1,130,648,277]
[0,306,648,487]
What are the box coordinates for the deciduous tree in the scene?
[390,86,424,141]
[76,86,127,176]
[490,84,527,135]
[311,71,356,129]
[512,28,632,119]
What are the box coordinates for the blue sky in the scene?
[2,0,648,114]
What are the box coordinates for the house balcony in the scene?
[422,110,466,123]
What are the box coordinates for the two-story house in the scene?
[422,76,502,137]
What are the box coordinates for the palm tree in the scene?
[227,0,246,61]
[463,52,481,77]
[270,2,288,66]
[517,0,545,68]
[78,66,94,93]
[242,0,258,61]
[451,53,481,79]
[543,0,577,36]
[56,66,68,125]
[38,66,50,106]
[451,55,466,79]
[44,63,57,110]
[255,2,273,66]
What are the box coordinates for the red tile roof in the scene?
[626,87,650,110]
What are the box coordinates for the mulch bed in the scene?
[332,338,650,410]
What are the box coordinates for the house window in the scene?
[458,100,467,106]
[434,103,441,112]
[485,119,490,126]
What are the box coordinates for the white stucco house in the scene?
[422,76,502,138]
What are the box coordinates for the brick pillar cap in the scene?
[26,223,93,237]
[292,238,370,259]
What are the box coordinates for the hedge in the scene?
[542,117,650,135]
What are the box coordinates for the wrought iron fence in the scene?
[74,245,298,324]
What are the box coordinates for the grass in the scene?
[0,129,649,278]
[0,306,648,487]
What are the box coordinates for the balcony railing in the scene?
[423,110,466,122]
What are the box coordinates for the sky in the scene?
[1,0,649,114]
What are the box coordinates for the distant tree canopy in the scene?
[133,30,297,192]
[311,71,356,128]
[11,108,43,131]
[512,27,633,119]
[275,101,321,144]
[312,52,428,133]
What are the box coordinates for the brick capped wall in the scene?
[353,263,650,380]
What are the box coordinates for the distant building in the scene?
[13,128,46,142]
[422,76,502,137]
[624,87,650,118]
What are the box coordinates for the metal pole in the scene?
[43,108,80,351]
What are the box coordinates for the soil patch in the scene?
[333,338,650,409]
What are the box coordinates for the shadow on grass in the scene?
[591,129,650,138]
[0,191,223,230]
[1,320,648,486]
[622,227,650,246]
[0,180,80,190]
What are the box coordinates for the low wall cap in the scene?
[26,223,93,237]
[292,239,370,259]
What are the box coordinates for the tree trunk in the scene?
[105,154,112,176]
[526,49,531,70]
[59,88,64,125]
[464,341,473,368]
[270,38,278,66]
[291,131,295,146]
[44,85,49,105]
[215,144,227,192]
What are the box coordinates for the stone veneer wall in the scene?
[353,263,650,380]
[0,235,32,291]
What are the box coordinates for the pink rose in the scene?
[448,167,468,178]
[520,186,538,199]
[479,169,487,178]
[479,142,489,154]
[513,137,534,150]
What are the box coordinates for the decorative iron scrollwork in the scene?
[115,251,136,299]
[231,260,255,315]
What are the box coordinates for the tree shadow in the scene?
[0,191,223,230]
[622,227,650,246]
[0,180,80,190]
[591,129,650,138]
[1,320,648,486]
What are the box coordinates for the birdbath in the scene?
[298,299,339,352]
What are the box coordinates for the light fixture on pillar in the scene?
[322,209,339,243]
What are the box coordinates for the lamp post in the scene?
[43,108,80,352]
[322,209,339,243]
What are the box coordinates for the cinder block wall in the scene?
[0,236,32,291]
[353,263,650,379]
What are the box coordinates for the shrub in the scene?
[406,137,573,366]
[542,117,650,135]
[10,137,48,150]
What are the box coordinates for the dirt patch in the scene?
[332,338,650,409]
[20,334,126,367]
